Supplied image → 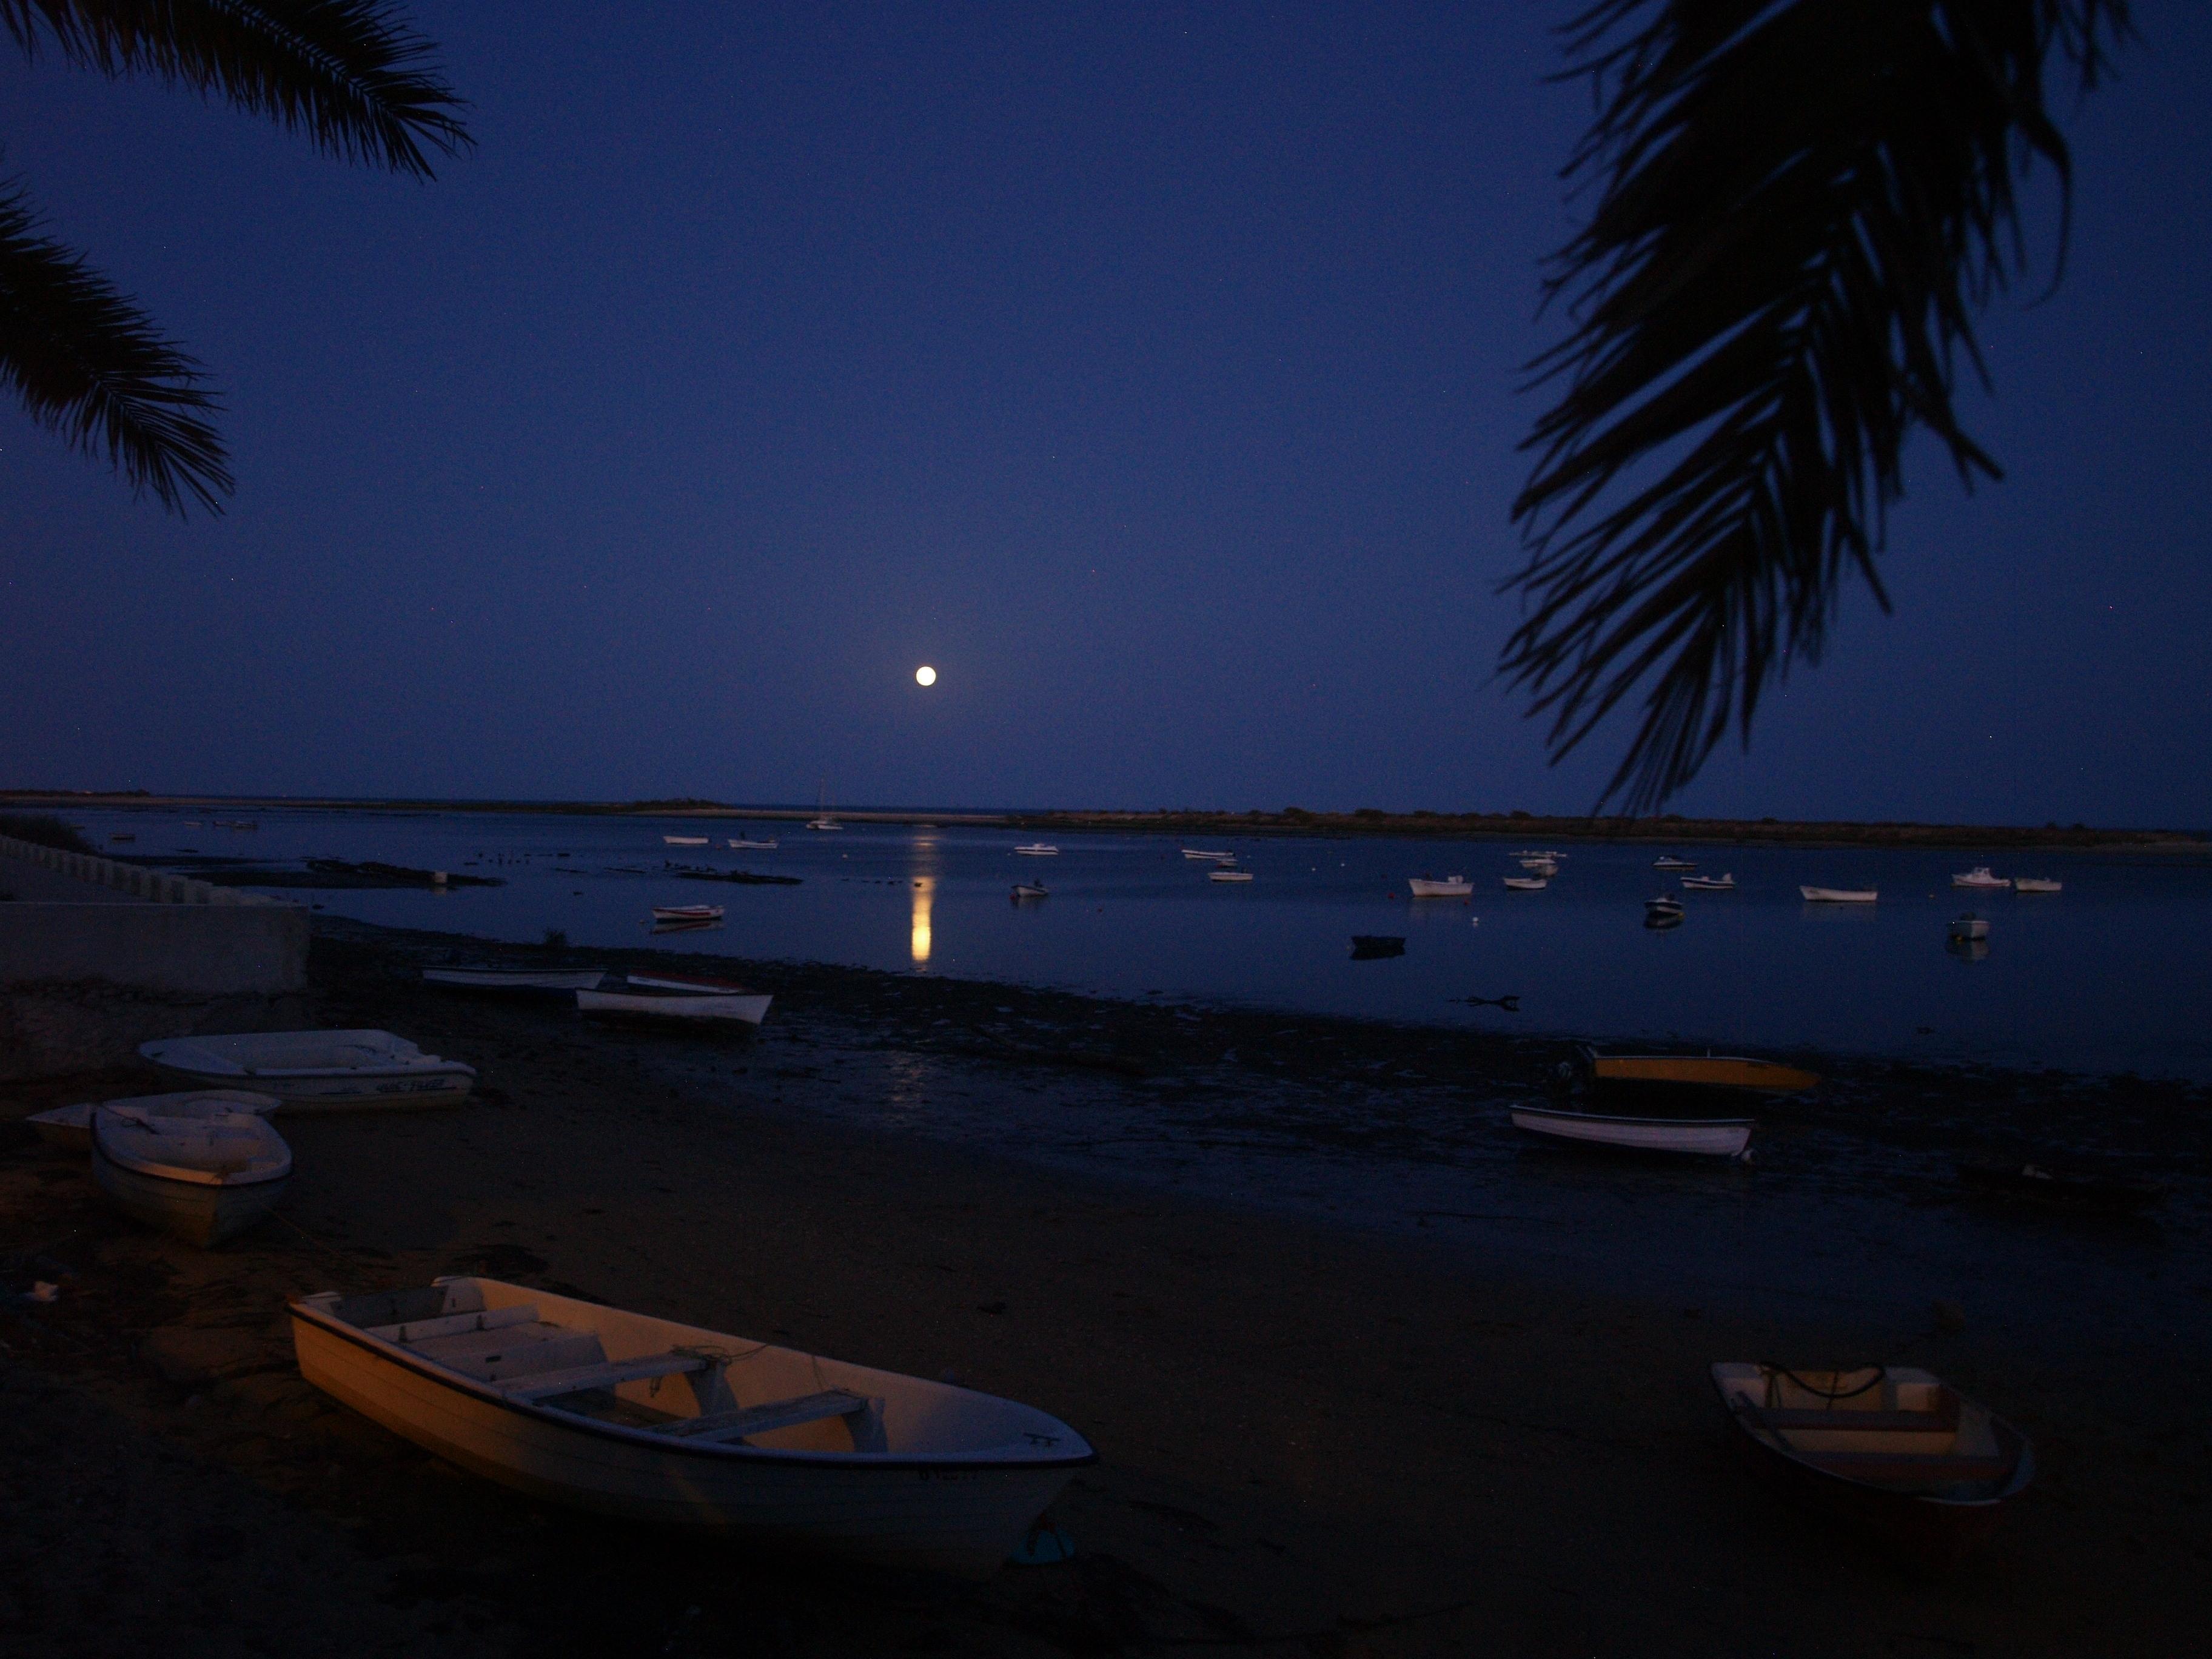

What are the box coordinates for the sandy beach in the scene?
[3,918,2205,1657]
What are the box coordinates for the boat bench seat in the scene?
[659,1389,872,1445]
[411,1321,607,1384]
[368,1304,540,1344]
[501,1352,711,1403]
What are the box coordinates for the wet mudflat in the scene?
[1,917,2206,1657]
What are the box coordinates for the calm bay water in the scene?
[73,805,2212,1081]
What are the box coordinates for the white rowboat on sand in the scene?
[92,1101,292,1245]
[140,1031,477,1111]
[577,973,773,1025]
[29,1088,280,1150]
[1509,1103,1752,1159]
[289,1275,1094,1579]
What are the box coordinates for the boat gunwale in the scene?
[288,1297,1098,1475]
[1512,1104,1754,1131]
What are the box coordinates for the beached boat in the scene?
[729,837,779,850]
[1013,843,1059,857]
[92,1101,292,1246]
[1711,1363,2033,1571]
[423,967,607,994]
[1580,1047,1820,1094]
[578,974,771,1026]
[288,1275,1094,1577]
[1680,873,1736,891]
[140,1031,477,1111]
[1011,882,1049,900]
[1509,1103,1752,1158]
[1948,913,1989,943]
[1502,876,1549,891]
[651,904,725,923]
[1952,866,2010,891]
[1954,1159,2165,1213]
[1350,935,1406,959]
[663,836,710,847]
[28,1088,279,1151]
[1800,886,1877,903]
[1407,876,1472,897]
[2012,877,2063,894]
[1208,868,1254,883]
[1653,855,1695,871]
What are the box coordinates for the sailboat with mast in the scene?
[806,778,842,831]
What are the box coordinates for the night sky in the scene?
[4,4,2208,826]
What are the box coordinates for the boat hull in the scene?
[1407,879,1472,897]
[423,970,607,994]
[1800,887,1877,903]
[288,1300,1087,1579]
[1585,1052,1820,1093]
[577,990,771,1025]
[1510,1105,1751,1158]
[90,1138,288,1246]
[142,1063,474,1112]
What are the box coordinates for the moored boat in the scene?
[28,1088,279,1151]
[1181,848,1233,860]
[140,1031,477,1111]
[663,836,710,846]
[1011,882,1049,900]
[1800,886,1877,903]
[728,837,779,850]
[1952,866,2011,891]
[1509,1103,1752,1159]
[1208,868,1255,883]
[1653,854,1695,871]
[1680,873,1736,891]
[651,903,725,923]
[1407,876,1472,897]
[424,967,607,994]
[2012,877,2062,894]
[92,1102,292,1246]
[1502,876,1549,891]
[1948,913,1989,942]
[1711,1362,2033,1572]
[288,1275,1094,1578]
[1580,1045,1820,1093]
[1013,843,1059,856]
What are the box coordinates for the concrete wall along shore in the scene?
[0,834,309,1079]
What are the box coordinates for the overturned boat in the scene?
[140,1031,477,1111]
[289,1276,1094,1578]
[92,1101,292,1246]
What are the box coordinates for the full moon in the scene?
[914,665,937,686]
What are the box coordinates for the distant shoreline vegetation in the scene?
[2,791,2202,852]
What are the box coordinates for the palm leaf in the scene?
[3,0,469,176]
[0,179,232,513]
[1504,0,2131,813]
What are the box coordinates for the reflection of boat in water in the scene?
[1711,1363,2033,1572]
[1946,934,1989,962]
[1509,1103,1752,1159]
[1800,886,1877,903]
[1407,876,1472,897]
[1350,935,1405,959]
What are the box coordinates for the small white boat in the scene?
[1681,873,1736,891]
[651,904,725,923]
[1011,882,1049,900]
[289,1275,1094,1578]
[1800,886,1877,903]
[1509,850,1569,860]
[423,967,607,994]
[92,1102,292,1245]
[1516,857,1559,874]
[1509,1103,1752,1159]
[1503,876,1549,891]
[2012,877,2062,894]
[728,837,779,850]
[28,1088,279,1151]
[1013,843,1059,857]
[1181,848,1233,860]
[1654,855,1697,871]
[1952,866,2011,891]
[1407,876,1473,897]
[1644,896,1684,920]
[1948,913,1989,942]
[140,1031,477,1111]
[579,974,771,1025]
[663,836,710,846]
[1208,868,1255,883]
[806,818,843,831]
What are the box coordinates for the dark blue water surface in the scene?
[75,806,2212,1081]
